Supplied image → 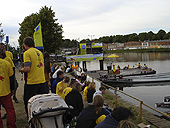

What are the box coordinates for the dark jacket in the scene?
[65,90,84,117]
[51,77,62,93]
[94,114,119,128]
[76,105,110,128]
[87,89,96,103]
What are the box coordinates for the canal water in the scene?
[79,52,170,116]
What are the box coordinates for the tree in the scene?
[18,6,63,53]
[156,29,166,40]
[147,31,155,41]
[113,35,123,43]
[163,32,170,40]
[128,33,138,42]
[138,32,148,41]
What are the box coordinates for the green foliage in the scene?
[163,32,170,40]
[18,6,63,53]
[61,39,78,48]
[84,29,169,45]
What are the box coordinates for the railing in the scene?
[77,71,170,122]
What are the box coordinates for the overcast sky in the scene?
[0,0,170,47]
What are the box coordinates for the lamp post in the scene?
[88,35,95,54]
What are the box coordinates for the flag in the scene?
[80,43,86,55]
[33,22,43,49]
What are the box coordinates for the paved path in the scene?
[2,69,27,128]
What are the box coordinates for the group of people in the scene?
[0,42,20,128]
[122,63,148,70]
[50,68,135,128]
[0,37,136,128]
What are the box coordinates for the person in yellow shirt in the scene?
[137,62,141,68]
[0,43,19,105]
[0,47,16,128]
[83,81,91,101]
[144,64,148,69]
[0,43,13,60]
[56,76,70,96]
[19,37,46,115]
[61,78,76,100]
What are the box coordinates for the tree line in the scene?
[63,29,170,48]
[18,6,170,53]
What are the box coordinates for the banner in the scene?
[33,22,43,49]
[91,43,103,48]
[66,53,103,62]
[80,43,86,55]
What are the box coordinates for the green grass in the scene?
[103,93,157,128]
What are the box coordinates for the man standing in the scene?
[0,47,16,128]
[19,37,45,115]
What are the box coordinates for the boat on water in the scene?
[87,68,156,78]
[97,73,170,86]
[155,96,170,108]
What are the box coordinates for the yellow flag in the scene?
[33,22,43,49]
[80,43,86,55]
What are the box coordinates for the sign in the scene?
[91,43,103,48]
[80,43,86,55]
[33,22,43,49]
[6,36,9,43]
[66,53,103,62]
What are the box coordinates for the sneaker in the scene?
[1,114,7,119]
[13,96,19,103]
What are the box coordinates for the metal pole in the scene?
[88,35,95,54]
[140,101,143,122]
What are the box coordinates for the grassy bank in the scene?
[103,90,157,128]
[104,48,170,53]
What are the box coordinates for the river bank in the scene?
[1,68,170,128]
[104,48,170,53]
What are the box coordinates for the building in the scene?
[124,41,142,49]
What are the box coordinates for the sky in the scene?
[0,0,170,48]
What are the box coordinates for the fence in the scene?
[77,71,170,122]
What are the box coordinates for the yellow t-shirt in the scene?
[6,51,13,60]
[0,59,14,96]
[24,48,45,84]
[96,115,106,124]
[4,56,15,68]
[61,87,72,100]
[56,81,67,96]
[83,86,88,101]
